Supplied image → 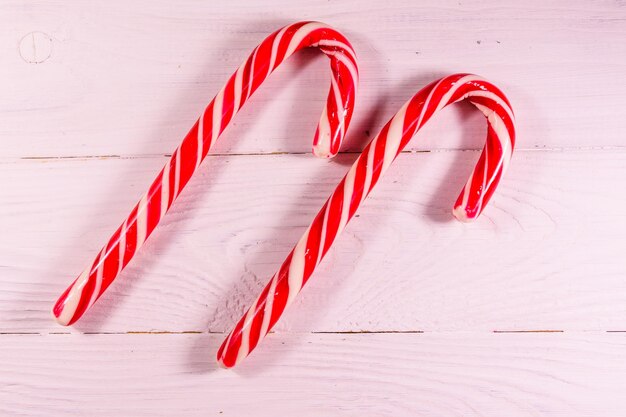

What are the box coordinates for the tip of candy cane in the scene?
[312,137,334,159]
[216,357,230,369]
[312,145,333,158]
[452,204,478,223]
[52,289,74,326]
[51,307,72,326]
[216,355,235,370]
[312,121,338,158]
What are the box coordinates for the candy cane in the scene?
[217,73,516,367]
[53,22,358,326]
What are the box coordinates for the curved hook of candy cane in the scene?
[217,73,516,367]
[52,21,359,326]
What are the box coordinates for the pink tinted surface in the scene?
[2,1,626,416]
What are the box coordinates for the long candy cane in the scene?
[53,22,359,326]
[218,73,516,367]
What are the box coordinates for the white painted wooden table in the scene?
[2,1,625,415]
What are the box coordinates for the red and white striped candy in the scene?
[217,73,516,367]
[53,21,358,326]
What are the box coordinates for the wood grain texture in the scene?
[1,0,625,157]
[2,332,625,416]
[2,0,626,415]
[2,150,624,333]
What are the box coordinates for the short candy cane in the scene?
[218,73,516,367]
[53,21,358,326]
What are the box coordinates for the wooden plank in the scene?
[1,332,625,416]
[1,149,625,333]
[1,0,625,157]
